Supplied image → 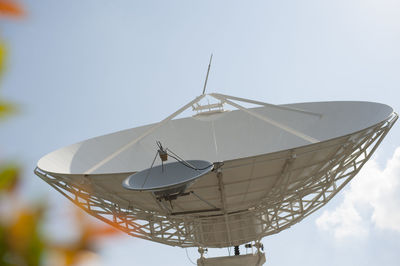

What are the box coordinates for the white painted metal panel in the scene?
[37,100,393,175]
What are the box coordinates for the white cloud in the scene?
[316,147,400,239]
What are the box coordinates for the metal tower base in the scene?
[197,252,266,266]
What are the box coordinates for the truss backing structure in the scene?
[35,109,397,248]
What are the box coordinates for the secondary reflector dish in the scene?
[123,160,213,191]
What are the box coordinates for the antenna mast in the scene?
[202,54,213,95]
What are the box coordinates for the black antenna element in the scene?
[202,54,213,95]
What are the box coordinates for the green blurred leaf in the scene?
[0,101,16,119]
[0,224,8,265]
[0,164,19,192]
[0,41,18,120]
[0,40,5,76]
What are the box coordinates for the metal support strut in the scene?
[234,245,240,256]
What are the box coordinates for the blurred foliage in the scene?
[0,164,19,192]
[0,32,17,120]
[0,0,21,120]
[0,207,45,266]
[0,38,16,120]
[51,210,120,266]
[0,41,5,74]
[0,1,120,265]
[0,100,16,119]
[0,0,24,18]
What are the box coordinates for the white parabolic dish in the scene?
[35,93,397,249]
[37,98,393,175]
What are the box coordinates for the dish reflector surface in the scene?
[37,101,393,175]
[123,160,213,191]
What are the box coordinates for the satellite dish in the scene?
[36,97,393,175]
[35,92,398,266]
[123,160,213,192]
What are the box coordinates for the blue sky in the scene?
[1,0,400,265]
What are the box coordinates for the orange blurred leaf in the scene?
[85,223,120,240]
[6,207,44,266]
[0,0,24,17]
[9,211,36,248]
[74,207,120,241]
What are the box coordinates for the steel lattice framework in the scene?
[35,112,397,248]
